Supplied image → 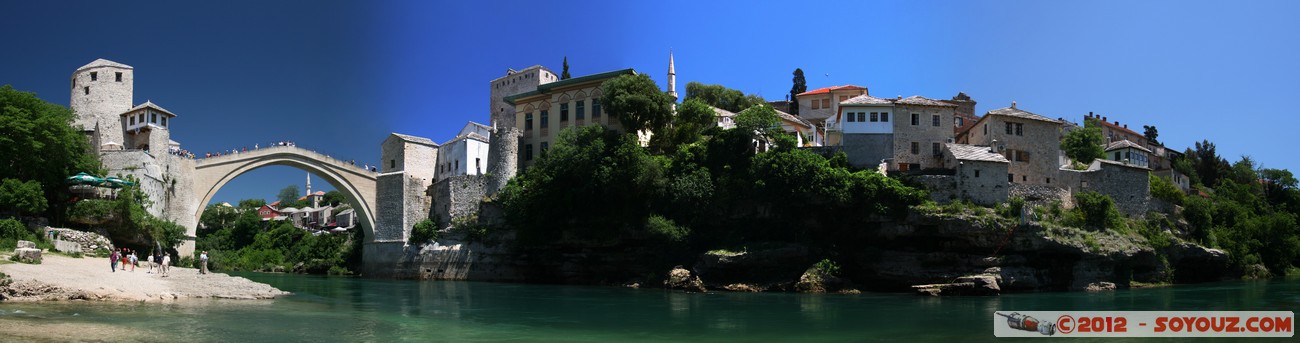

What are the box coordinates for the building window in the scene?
[541,142,549,155]
[1006,122,1014,134]
[84,87,89,95]
[911,113,919,125]
[932,142,941,156]
[454,160,459,172]
[390,160,396,169]
[525,144,533,161]
[821,99,829,109]
[138,113,144,123]
[161,117,167,127]
[881,112,889,122]
[932,114,940,127]
[90,72,97,81]
[115,72,122,82]
[1114,152,1121,160]
[151,113,158,123]
[540,110,549,129]
[129,116,135,125]
[911,142,919,155]
[576,100,585,120]
[839,95,848,103]
[476,158,481,174]
[956,117,964,127]
[1015,123,1024,136]
[812,99,821,110]
[847,112,856,122]
[974,169,981,177]
[1022,175,1027,182]
[1047,177,1052,184]
[560,103,569,121]
[592,99,601,118]
[983,123,987,135]
[870,112,878,122]
[1009,174,1014,183]
[525,113,533,130]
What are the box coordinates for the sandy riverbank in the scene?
[0,252,288,302]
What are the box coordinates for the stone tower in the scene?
[375,133,438,243]
[484,125,520,197]
[488,66,557,131]
[70,59,133,150]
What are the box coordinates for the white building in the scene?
[1105,139,1150,169]
[436,121,492,181]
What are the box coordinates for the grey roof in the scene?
[122,101,177,117]
[1106,139,1152,153]
[441,131,490,146]
[774,108,812,128]
[986,105,1059,124]
[841,94,895,105]
[945,143,1009,163]
[77,58,132,72]
[896,95,956,107]
[710,105,736,118]
[388,133,438,146]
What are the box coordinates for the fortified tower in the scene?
[484,124,520,197]
[488,66,557,130]
[70,59,133,150]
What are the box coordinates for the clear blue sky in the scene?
[3,0,1298,205]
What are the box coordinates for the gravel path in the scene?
[1,253,288,302]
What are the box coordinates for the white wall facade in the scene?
[840,104,895,134]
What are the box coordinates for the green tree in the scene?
[649,98,715,153]
[1143,125,1159,145]
[1060,126,1105,165]
[277,185,301,206]
[200,203,239,234]
[734,104,782,140]
[0,178,47,216]
[1187,140,1231,188]
[322,190,347,207]
[685,82,764,113]
[237,199,267,211]
[600,73,674,135]
[789,68,806,114]
[561,56,571,80]
[0,86,101,219]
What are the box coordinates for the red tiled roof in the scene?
[1096,118,1143,140]
[797,85,867,96]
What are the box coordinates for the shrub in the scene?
[1149,173,1185,206]
[1074,191,1123,231]
[998,197,1026,219]
[645,215,689,242]
[813,258,841,277]
[409,218,438,245]
[0,218,38,250]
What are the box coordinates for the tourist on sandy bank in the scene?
[153,252,163,273]
[200,251,209,275]
[110,249,120,272]
[129,251,138,272]
[146,253,155,274]
[161,253,171,277]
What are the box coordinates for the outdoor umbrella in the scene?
[103,176,135,189]
[66,172,104,185]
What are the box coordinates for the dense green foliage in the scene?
[0,218,40,250]
[1060,125,1105,165]
[789,68,806,115]
[196,200,359,274]
[0,178,48,216]
[64,176,185,251]
[561,56,571,80]
[1072,191,1124,231]
[409,218,438,245]
[277,185,301,206]
[684,81,767,113]
[1143,125,1159,145]
[600,73,674,135]
[1150,173,1184,205]
[0,86,101,221]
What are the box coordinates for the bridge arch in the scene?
[191,146,378,244]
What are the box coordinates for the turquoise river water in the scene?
[1,273,1297,342]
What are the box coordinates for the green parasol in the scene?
[66,172,105,185]
[103,176,135,189]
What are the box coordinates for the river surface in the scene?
[1,274,1297,342]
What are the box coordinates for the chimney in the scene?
[1103,116,1107,122]
[1011,101,1017,109]
[1124,124,1128,129]
[990,140,999,153]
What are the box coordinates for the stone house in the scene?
[794,85,868,127]
[489,65,559,129]
[891,96,957,172]
[939,143,1011,206]
[1056,159,1151,217]
[826,94,894,167]
[504,68,635,167]
[965,102,1063,186]
[940,92,978,135]
[435,121,491,182]
[1105,139,1151,169]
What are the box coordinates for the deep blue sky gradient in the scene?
[3,0,1298,205]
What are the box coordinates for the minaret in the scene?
[306,173,318,208]
[667,50,677,112]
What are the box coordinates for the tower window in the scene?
[390,160,395,169]
[90,72,97,81]
[116,72,122,82]
[84,87,89,95]
[161,117,167,127]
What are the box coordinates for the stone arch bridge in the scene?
[190,145,378,244]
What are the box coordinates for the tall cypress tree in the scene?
[561,56,572,80]
[789,68,806,114]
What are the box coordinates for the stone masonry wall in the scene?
[955,159,1009,206]
[967,115,1062,185]
[892,104,954,170]
[375,173,430,242]
[484,127,519,196]
[70,64,132,148]
[431,175,487,227]
[840,133,892,168]
[1055,161,1150,217]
